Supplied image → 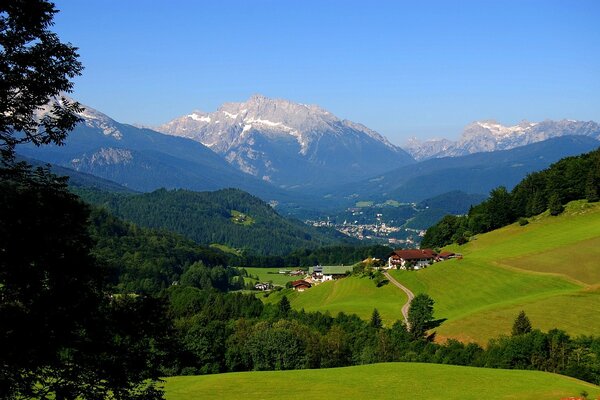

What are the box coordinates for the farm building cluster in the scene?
[386,249,460,270]
[253,249,461,292]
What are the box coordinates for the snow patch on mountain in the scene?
[405,119,600,160]
[156,95,414,186]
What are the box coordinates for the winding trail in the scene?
[383,271,415,327]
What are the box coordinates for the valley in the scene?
[4,2,600,399]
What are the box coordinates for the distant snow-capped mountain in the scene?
[405,119,600,160]
[19,99,288,199]
[157,95,414,188]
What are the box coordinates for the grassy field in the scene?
[389,200,600,343]
[262,201,600,343]
[264,277,407,326]
[242,267,306,286]
[164,362,600,400]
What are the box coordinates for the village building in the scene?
[254,282,272,291]
[309,265,353,282]
[387,249,438,270]
[291,279,311,292]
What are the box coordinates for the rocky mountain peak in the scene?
[405,119,600,160]
[157,95,413,187]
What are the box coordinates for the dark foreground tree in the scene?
[511,310,532,336]
[0,164,170,400]
[0,0,83,160]
[407,293,435,340]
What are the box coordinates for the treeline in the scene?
[76,187,354,257]
[422,147,600,248]
[241,244,394,268]
[89,207,393,292]
[161,282,600,385]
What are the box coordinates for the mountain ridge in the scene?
[156,94,414,187]
[405,119,600,160]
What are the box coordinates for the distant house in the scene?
[321,265,353,281]
[309,265,353,281]
[437,251,456,260]
[308,265,323,280]
[290,269,305,276]
[254,282,272,291]
[291,279,311,292]
[388,249,438,270]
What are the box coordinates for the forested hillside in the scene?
[423,146,600,247]
[77,187,354,256]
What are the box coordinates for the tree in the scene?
[370,308,382,329]
[278,295,291,317]
[548,193,564,216]
[1,3,168,398]
[0,165,168,399]
[511,310,532,336]
[1,0,84,160]
[407,293,435,340]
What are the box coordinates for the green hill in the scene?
[266,201,600,344]
[164,362,600,400]
[391,200,600,343]
[76,187,354,256]
[265,276,407,325]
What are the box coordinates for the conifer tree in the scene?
[370,308,383,329]
[511,310,532,336]
[548,193,564,216]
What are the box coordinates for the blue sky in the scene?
[53,0,600,144]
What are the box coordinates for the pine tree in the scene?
[511,310,532,336]
[278,295,291,316]
[370,308,382,329]
[548,193,564,216]
[585,171,599,202]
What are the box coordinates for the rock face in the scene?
[157,95,414,188]
[405,119,600,160]
[17,100,288,199]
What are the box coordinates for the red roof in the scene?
[390,249,437,260]
[291,279,311,288]
[438,251,455,258]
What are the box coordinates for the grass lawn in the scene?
[164,362,600,400]
[242,267,306,286]
[389,200,600,343]
[264,276,407,326]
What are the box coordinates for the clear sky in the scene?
[52,0,600,144]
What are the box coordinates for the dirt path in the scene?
[383,271,415,327]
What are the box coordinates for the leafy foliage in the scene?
[0,163,169,400]
[0,0,83,159]
[422,147,600,248]
[77,187,353,257]
[408,293,435,340]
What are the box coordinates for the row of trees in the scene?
[422,147,600,248]
[161,275,600,385]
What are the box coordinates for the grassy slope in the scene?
[164,362,600,400]
[243,267,306,286]
[264,277,407,326]
[391,200,600,343]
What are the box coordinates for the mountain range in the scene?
[405,119,600,160]
[156,94,414,188]
[323,135,600,204]
[16,95,600,216]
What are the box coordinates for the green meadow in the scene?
[164,362,600,400]
[264,201,600,344]
[242,267,306,286]
[265,276,407,326]
[391,200,600,343]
